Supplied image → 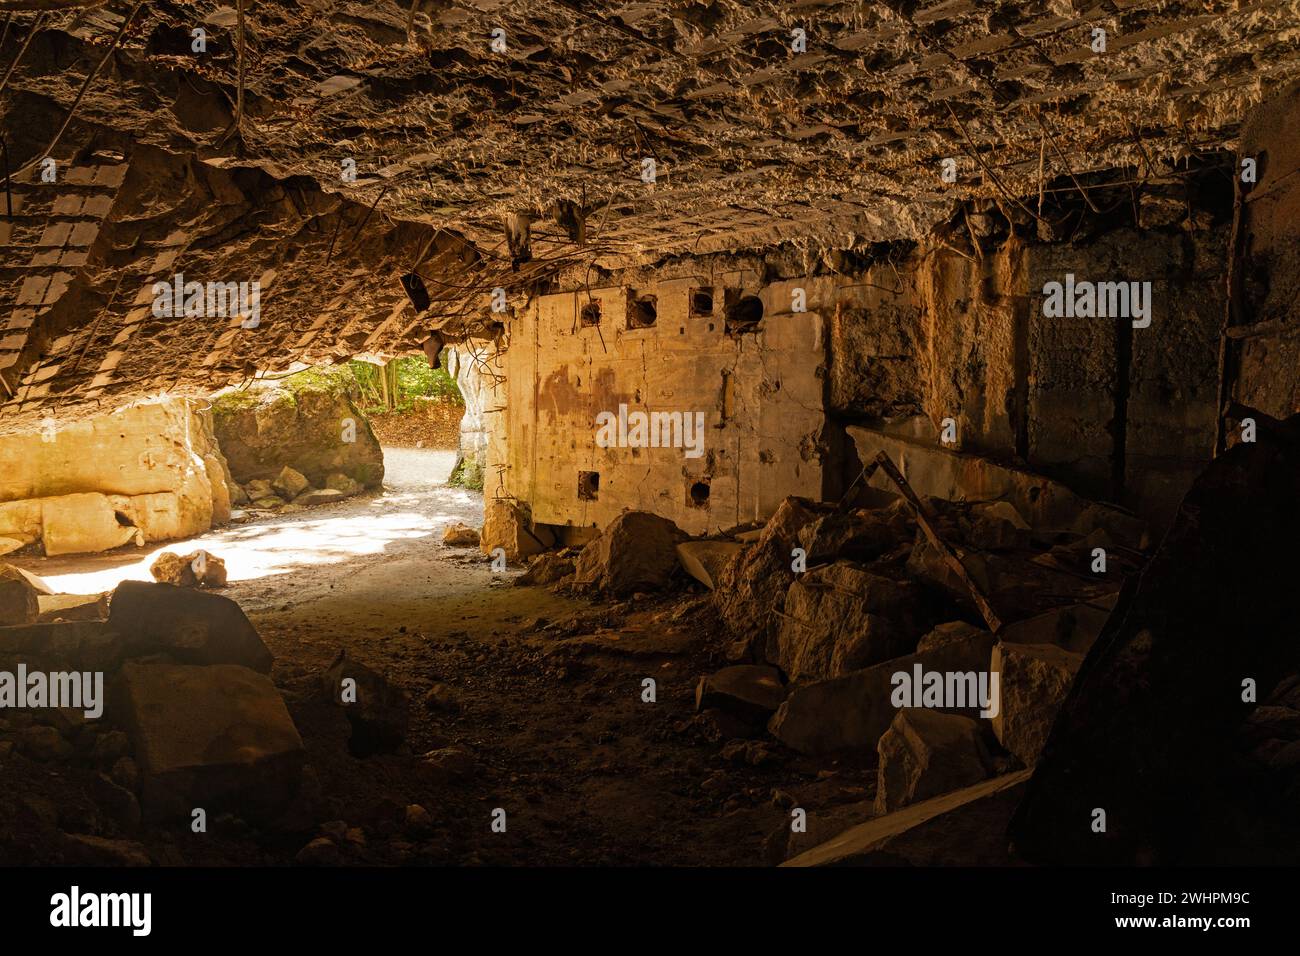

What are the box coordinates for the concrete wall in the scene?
[496,277,826,536]
[489,215,1229,534]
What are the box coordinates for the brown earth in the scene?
[368,402,464,450]
[0,449,875,866]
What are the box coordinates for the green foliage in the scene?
[350,355,462,416]
[447,454,484,491]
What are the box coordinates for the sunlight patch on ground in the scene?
[38,508,439,595]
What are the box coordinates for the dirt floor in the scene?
[367,401,463,449]
[2,447,878,867]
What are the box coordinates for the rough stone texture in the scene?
[770,627,995,755]
[212,368,384,491]
[784,771,1031,867]
[796,508,909,565]
[0,620,123,672]
[990,641,1083,767]
[695,665,786,723]
[295,487,348,507]
[998,597,1117,655]
[514,552,575,587]
[1236,78,1300,422]
[775,562,921,681]
[875,709,993,815]
[479,498,550,564]
[1011,416,1300,864]
[272,466,310,500]
[573,511,685,597]
[107,580,272,672]
[321,649,410,757]
[36,592,109,623]
[2,0,1289,434]
[112,661,305,823]
[442,522,481,547]
[0,398,230,555]
[713,496,823,657]
[0,563,40,626]
[149,550,228,589]
[675,540,744,590]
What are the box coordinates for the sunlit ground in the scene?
[28,448,475,595]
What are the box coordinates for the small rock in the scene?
[423,682,460,713]
[149,550,228,588]
[296,836,342,866]
[443,523,481,547]
[422,746,477,781]
[272,465,311,500]
[17,725,72,762]
[404,803,432,835]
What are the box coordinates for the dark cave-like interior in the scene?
[0,0,1298,919]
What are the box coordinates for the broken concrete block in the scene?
[964,501,1032,550]
[991,641,1083,767]
[149,550,227,589]
[769,627,994,755]
[917,620,987,653]
[695,665,785,722]
[796,509,905,565]
[676,540,743,590]
[999,597,1115,654]
[480,498,549,563]
[325,472,361,496]
[272,465,310,500]
[442,522,481,546]
[574,511,685,596]
[108,580,272,672]
[0,563,40,626]
[875,708,993,814]
[776,562,921,681]
[784,770,1031,866]
[514,552,575,587]
[0,620,123,671]
[40,493,140,556]
[36,592,109,623]
[244,479,273,500]
[295,487,348,507]
[321,649,409,757]
[113,661,305,823]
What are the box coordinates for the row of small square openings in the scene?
[574,289,762,333]
[577,471,710,508]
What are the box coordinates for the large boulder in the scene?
[573,511,685,596]
[211,367,384,491]
[875,708,993,814]
[796,507,909,565]
[107,581,272,672]
[713,496,825,657]
[0,398,232,555]
[1011,413,1300,864]
[775,562,922,681]
[991,641,1082,767]
[0,563,40,626]
[769,626,995,755]
[321,650,410,757]
[112,662,305,822]
[0,621,123,671]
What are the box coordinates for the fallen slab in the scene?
[783,770,1031,866]
[107,581,273,672]
[36,592,109,623]
[696,665,786,723]
[876,708,993,814]
[676,540,744,590]
[991,642,1082,766]
[769,628,995,754]
[113,661,305,823]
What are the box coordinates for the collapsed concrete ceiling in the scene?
[1,0,1298,429]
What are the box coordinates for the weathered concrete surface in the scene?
[574,511,685,596]
[501,283,827,536]
[113,662,305,823]
[107,581,273,673]
[784,770,1031,867]
[991,641,1083,767]
[875,708,993,814]
[769,628,995,755]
